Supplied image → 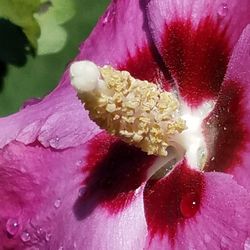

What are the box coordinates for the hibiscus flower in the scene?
[1,0,250,249]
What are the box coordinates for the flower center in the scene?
[70,61,186,156]
[70,61,212,170]
[173,101,214,169]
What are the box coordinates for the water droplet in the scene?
[36,227,43,234]
[54,199,62,208]
[78,187,86,197]
[217,3,228,17]
[6,218,19,236]
[102,8,115,25]
[204,234,211,243]
[211,156,215,161]
[58,245,64,250]
[134,187,141,196]
[223,127,227,130]
[50,137,60,147]
[244,238,250,250]
[76,160,82,167]
[180,192,200,218]
[45,232,52,242]
[21,231,31,242]
[73,242,77,249]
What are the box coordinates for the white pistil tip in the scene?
[70,60,100,93]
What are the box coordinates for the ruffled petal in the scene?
[144,162,250,249]
[0,75,100,150]
[0,139,151,249]
[77,132,156,214]
[0,0,173,150]
[145,0,250,106]
[79,0,172,90]
[203,25,250,191]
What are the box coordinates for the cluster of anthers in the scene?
[70,61,186,156]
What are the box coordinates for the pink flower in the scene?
[1,0,250,249]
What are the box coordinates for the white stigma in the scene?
[69,60,186,156]
[173,101,214,169]
[70,60,101,93]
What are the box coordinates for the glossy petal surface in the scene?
[1,1,250,249]
[146,0,250,106]
[0,0,166,249]
[79,0,172,90]
[0,141,149,249]
[204,25,250,192]
[0,74,100,150]
[144,165,250,250]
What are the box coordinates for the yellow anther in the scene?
[70,61,186,156]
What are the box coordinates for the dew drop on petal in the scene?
[6,218,19,236]
[102,8,115,25]
[78,187,86,197]
[50,137,60,148]
[180,192,200,218]
[217,3,229,18]
[21,231,31,242]
[58,245,64,250]
[244,238,250,250]
[45,232,52,242]
[76,160,82,167]
[36,227,43,235]
[102,14,109,24]
[54,199,62,209]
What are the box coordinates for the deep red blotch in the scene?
[118,45,172,91]
[80,132,156,214]
[144,161,204,244]
[161,17,230,107]
[204,80,247,172]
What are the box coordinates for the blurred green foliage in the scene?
[35,0,76,55]
[0,0,109,116]
[0,0,41,48]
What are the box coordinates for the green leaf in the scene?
[0,0,41,48]
[35,0,75,55]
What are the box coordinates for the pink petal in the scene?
[0,140,149,249]
[145,0,250,106]
[144,162,250,249]
[78,132,156,214]
[0,1,172,248]
[79,0,172,90]
[0,76,100,150]
[0,0,173,150]
[203,25,250,191]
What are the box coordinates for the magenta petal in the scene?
[145,0,250,106]
[146,0,250,47]
[204,25,250,191]
[0,141,148,249]
[0,78,100,150]
[0,0,170,149]
[144,164,250,249]
[78,132,156,214]
[79,0,172,90]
